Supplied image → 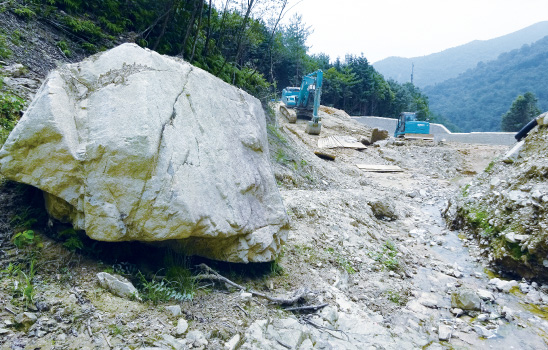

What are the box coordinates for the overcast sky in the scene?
[282,0,548,63]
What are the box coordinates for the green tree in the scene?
[501,92,541,131]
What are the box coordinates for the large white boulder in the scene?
[0,43,288,262]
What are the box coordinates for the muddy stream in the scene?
[405,198,548,349]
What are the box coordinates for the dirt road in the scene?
[2,105,547,349]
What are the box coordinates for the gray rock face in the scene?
[0,43,288,262]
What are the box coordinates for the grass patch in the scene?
[385,289,409,306]
[369,240,400,271]
[267,124,287,145]
[326,247,356,274]
[461,184,470,197]
[462,205,499,237]
[484,160,496,173]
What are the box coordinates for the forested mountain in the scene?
[423,36,548,132]
[0,0,441,123]
[373,21,548,88]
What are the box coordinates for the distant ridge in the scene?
[423,36,548,132]
[373,21,548,88]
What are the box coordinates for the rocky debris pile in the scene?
[240,306,414,349]
[0,281,216,350]
[0,9,103,78]
[445,114,548,279]
[1,63,42,103]
[0,43,288,263]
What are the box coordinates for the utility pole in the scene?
[410,62,414,85]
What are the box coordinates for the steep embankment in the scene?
[446,114,548,279]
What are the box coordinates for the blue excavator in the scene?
[280,70,323,135]
[394,112,433,140]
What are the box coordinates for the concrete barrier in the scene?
[353,116,516,146]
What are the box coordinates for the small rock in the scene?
[477,289,494,301]
[369,198,398,221]
[15,312,37,327]
[97,272,140,300]
[438,324,452,341]
[0,328,10,335]
[186,330,208,348]
[240,292,253,303]
[35,301,51,312]
[489,278,518,293]
[67,294,78,304]
[319,306,338,325]
[4,64,26,77]
[224,334,240,350]
[451,308,464,316]
[526,290,542,304]
[473,325,494,338]
[165,305,182,317]
[175,318,188,336]
[476,314,489,322]
[501,306,514,321]
[158,334,187,350]
[451,288,481,311]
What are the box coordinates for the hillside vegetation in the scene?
[373,21,548,88]
[424,36,548,132]
[0,0,444,125]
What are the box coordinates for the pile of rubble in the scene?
[445,113,548,279]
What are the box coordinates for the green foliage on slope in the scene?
[424,36,548,132]
[501,92,541,131]
[3,0,449,127]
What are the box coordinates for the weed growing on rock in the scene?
[56,40,71,57]
[326,247,356,274]
[13,6,36,20]
[385,289,409,306]
[0,82,25,145]
[12,229,41,249]
[0,34,11,58]
[267,124,287,145]
[463,206,499,237]
[461,184,470,197]
[484,160,496,173]
[56,228,84,251]
[108,324,124,336]
[370,241,400,271]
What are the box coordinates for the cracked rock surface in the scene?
[0,43,288,263]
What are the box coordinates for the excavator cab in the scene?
[394,112,432,140]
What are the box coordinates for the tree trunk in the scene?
[189,0,205,62]
[152,1,175,51]
[180,0,201,57]
[234,0,256,66]
[268,0,288,84]
[202,0,213,58]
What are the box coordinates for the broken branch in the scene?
[196,264,312,305]
[283,303,329,312]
